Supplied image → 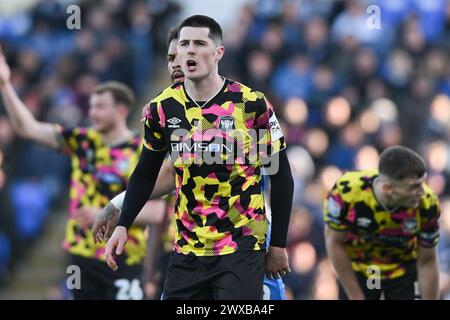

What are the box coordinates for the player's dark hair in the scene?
[167,25,179,47]
[93,81,135,109]
[379,145,426,180]
[179,15,222,44]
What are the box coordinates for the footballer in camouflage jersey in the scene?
[95,27,287,300]
[324,146,441,300]
[324,169,440,280]
[59,127,147,266]
[108,15,293,300]
[143,78,286,257]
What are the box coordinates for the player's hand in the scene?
[0,47,11,87]
[93,202,120,243]
[74,207,99,229]
[105,226,128,271]
[266,246,291,279]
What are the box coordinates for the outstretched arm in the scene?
[0,48,62,150]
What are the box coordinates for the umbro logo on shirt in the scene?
[167,117,182,128]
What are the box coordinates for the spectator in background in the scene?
[303,17,331,64]
[331,0,383,47]
[271,54,314,102]
[242,47,274,95]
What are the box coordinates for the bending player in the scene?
[324,146,440,300]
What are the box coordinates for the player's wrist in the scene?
[269,245,286,251]
[115,225,128,233]
[269,238,287,248]
[111,192,125,210]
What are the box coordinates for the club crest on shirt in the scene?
[402,218,418,233]
[219,116,235,132]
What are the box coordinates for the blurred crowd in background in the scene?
[0,0,450,299]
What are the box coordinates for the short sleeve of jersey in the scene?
[323,180,351,231]
[255,95,286,158]
[143,101,168,152]
[58,125,85,155]
[418,192,441,247]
